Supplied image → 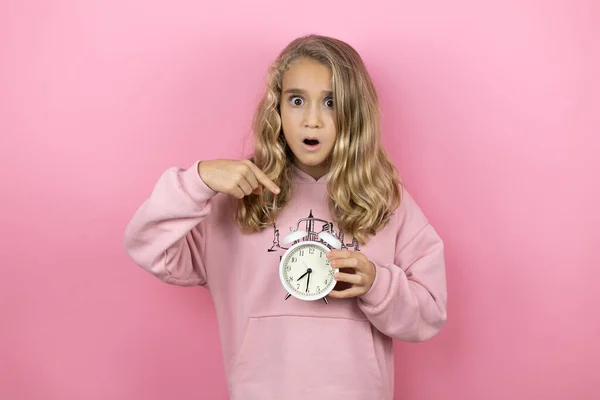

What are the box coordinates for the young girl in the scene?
[124,34,447,400]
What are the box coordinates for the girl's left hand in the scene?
[326,250,376,299]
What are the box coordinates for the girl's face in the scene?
[280,57,337,180]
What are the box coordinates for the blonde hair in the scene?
[235,34,402,245]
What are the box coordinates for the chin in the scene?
[296,156,329,167]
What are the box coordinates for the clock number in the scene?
[291,257,297,263]
[286,265,291,271]
[288,276,293,281]
[317,286,321,292]
[325,260,330,266]
[299,250,304,256]
[309,248,315,255]
[297,284,300,289]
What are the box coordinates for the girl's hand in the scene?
[326,250,376,299]
[198,159,280,199]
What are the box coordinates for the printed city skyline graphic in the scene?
[267,210,360,253]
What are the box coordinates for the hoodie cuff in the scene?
[180,160,218,204]
[359,263,391,308]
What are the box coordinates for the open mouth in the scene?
[303,138,320,146]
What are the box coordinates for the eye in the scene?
[289,96,304,106]
[324,97,334,108]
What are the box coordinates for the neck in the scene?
[293,160,329,181]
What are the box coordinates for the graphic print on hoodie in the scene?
[267,210,360,254]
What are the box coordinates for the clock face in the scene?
[279,241,337,301]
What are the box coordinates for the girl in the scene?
[124,34,447,400]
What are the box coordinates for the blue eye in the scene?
[290,96,304,106]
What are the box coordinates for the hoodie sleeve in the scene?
[358,188,448,342]
[123,161,217,287]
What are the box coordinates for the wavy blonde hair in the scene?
[235,34,402,245]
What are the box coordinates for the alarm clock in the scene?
[279,229,342,303]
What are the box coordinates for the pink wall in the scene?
[1,1,598,399]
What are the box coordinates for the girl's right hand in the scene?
[197,159,281,199]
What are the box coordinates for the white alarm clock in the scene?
[279,229,342,303]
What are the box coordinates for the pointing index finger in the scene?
[245,161,280,194]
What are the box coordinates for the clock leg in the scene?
[284,292,292,300]
[323,297,329,304]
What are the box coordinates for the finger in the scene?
[244,171,263,195]
[330,257,359,269]
[242,167,259,191]
[328,286,364,299]
[244,160,280,194]
[326,250,353,260]
[334,271,364,286]
[235,177,253,196]
[231,186,246,199]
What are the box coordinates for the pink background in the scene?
[1,0,599,399]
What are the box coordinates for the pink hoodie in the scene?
[123,161,447,400]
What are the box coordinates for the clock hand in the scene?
[306,270,311,292]
[296,268,313,282]
[297,270,309,281]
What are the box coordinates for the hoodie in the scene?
[123,161,448,400]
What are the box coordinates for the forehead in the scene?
[281,57,332,92]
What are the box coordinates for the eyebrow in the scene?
[283,88,333,97]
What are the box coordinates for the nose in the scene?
[303,102,322,129]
